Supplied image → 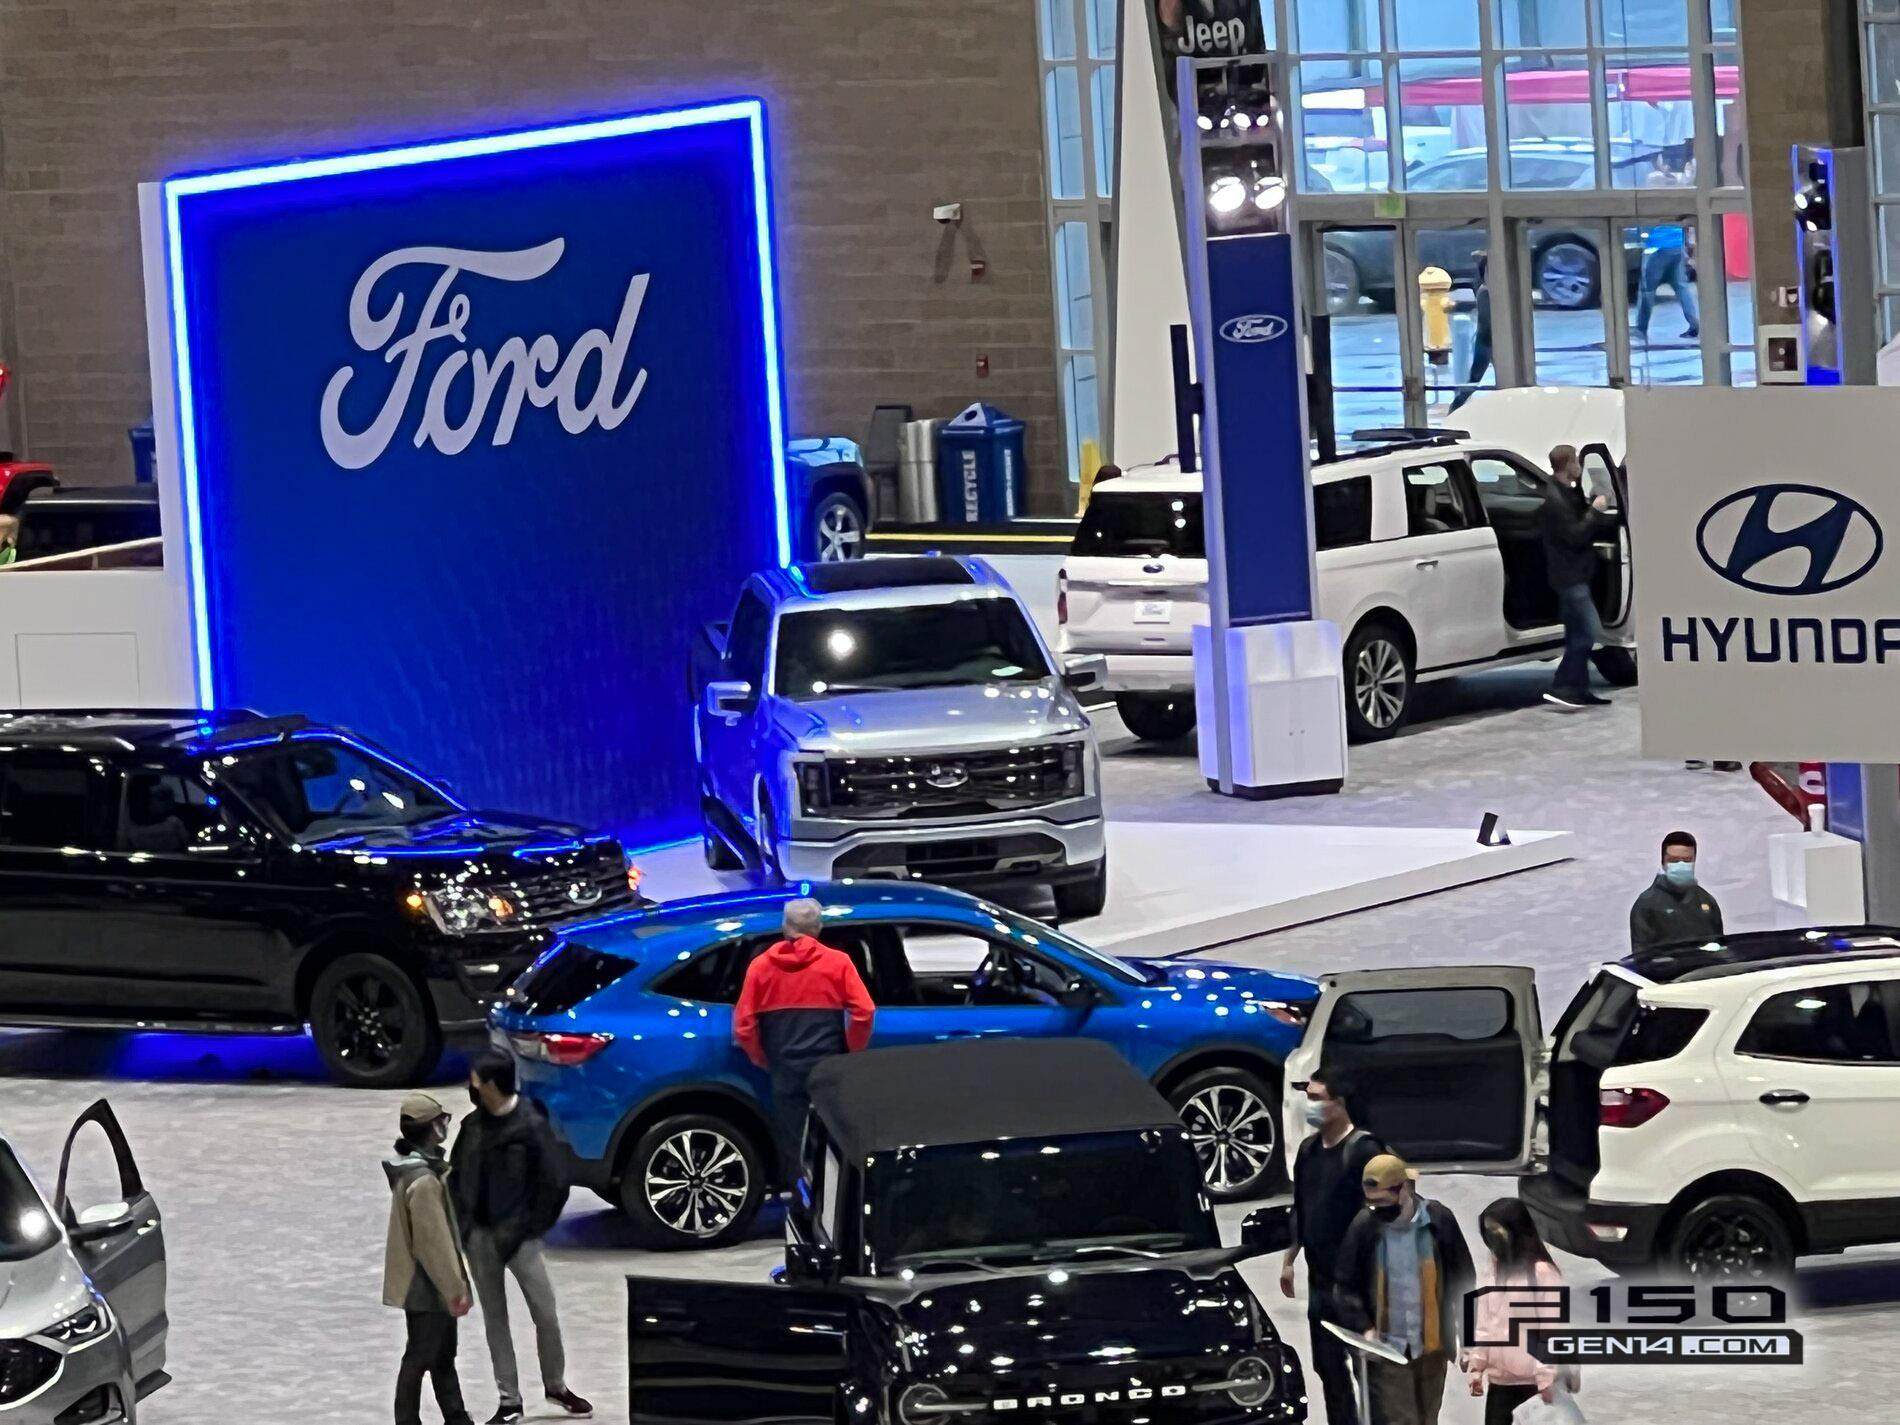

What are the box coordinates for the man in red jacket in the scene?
[734,897,876,1169]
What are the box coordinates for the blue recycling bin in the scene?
[935,402,1026,524]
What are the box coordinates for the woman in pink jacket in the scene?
[1463,1199,1566,1423]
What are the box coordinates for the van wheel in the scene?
[1169,1066,1283,1200]
[1660,1192,1796,1281]
[1116,692,1197,743]
[1344,622,1413,741]
[309,953,441,1088]
[620,1113,766,1250]
[1593,646,1639,686]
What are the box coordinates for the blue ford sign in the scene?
[155,101,790,841]
[1694,484,1883,595]
[1218,313,1288,344]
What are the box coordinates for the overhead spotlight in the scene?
[1251,175,1288,212]
[1208,174,1248,215]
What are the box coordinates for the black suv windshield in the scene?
[867,1131,1215,1272]
[0,1143,57,1263]
[1074,491,1205,559]
[774,598,1049,700]
[215,739,457,841]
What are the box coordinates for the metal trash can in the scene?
[898,418,944,523]
[935,403,1026,524]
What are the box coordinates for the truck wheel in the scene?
[620,1113,766,1250]
[309,953,442,1089]
[1169,1066,1283,1201]
[1052,856,1109,920]
[1660,1192,1796,1281]
[1343,621,1413,741]
[1115,692,1197,743]
[755,788,786,884]
[1593,646,1639,686]
[702,795,744,871]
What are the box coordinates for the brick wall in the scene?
[0,0,1067,508]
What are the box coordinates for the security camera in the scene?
[933,203,963,225]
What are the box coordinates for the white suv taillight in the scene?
[1057,568,1069,626]
[1599,1086,1669,1128]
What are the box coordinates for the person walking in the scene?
[1633,220,1700,343]
[1280,1066,1385,1424]
[384,1092,475,1425]
[1540,444,1616,713]
[1464,1199,1570,1425]
[1448,254,1491,415]
[451,1051,591,1424]
[1630,830,1725,951]
[734,897,876,1168]
[1334,1154,1476,1425]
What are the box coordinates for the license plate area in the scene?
[1134,599,1172,624]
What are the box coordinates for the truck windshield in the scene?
[0,1143,57,1263]
[1073,491,1205,559]
[867,1131,1215,1273]
[774,598,1050,700]
[215,738,458,841]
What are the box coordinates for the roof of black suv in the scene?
[0,708,297,754]
[1623,925,1900,984]
[808,1039,1179,1162]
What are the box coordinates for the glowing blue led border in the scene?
[160,97,794,709]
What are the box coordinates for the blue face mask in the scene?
[1664,860,1697,886]
[1303,1101,1328,1129]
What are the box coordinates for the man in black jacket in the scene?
[1539,443,1616,712]
[452,1051,591,1424]
[1630,829,1725,950]
[1334,1155,1475,1425]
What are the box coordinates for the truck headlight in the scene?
[797,761,833,814]
[1225,1355,1275,1408]
[897,1383,953,1424]
[406,885,518,935]
[41,1300,110,1346]
[1058,741,1087,796]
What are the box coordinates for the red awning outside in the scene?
[1314,65,1740,109]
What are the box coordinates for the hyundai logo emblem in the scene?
[925,763,970,790]
[566,880,602,906]
[1218,314,1288,344]
[1695,484,1883,595]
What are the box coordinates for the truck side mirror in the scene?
[1238,1204,1293,1256]
[704,679,754,719]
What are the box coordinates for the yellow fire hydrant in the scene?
[1418,265,1453,366]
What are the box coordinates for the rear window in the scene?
[1612,1006,1708,1065]
[1074,491,1205,559]
[510,942,638,1015]
[1314,475,1373,549]
[0,759,114,851]
[1331,986,1511,1042]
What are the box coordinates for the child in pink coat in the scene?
[1463,1199,1567,1424]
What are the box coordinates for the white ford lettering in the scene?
[319,239,651,469]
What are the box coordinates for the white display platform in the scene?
[637,820,1574,956]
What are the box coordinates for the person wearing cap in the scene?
[384,1092,474,1425]
[1630,829,1724,951]
[1333,1154,1476,1425]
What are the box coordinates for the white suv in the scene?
[1059,428,1634,742]
[1279,928,1900,1280]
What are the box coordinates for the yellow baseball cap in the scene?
[1362,1153,1418,1191]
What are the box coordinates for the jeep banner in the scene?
[1628,386,1900,762]
[1150,0,1268,101]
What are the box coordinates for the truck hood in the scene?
[307,810,604,858]
[0,1240,88,1340]
[771,682,1090,754]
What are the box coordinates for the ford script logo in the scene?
[566,880,603,907]
[1694,484,1883,595]
[1218,314,1287,344]
[925,763,970,790]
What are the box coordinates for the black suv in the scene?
[629,1039,1306,1425]
[0,710,641,1086]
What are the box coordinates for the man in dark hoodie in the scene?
[451,1051,590,1424]
[733,897,876,1168]
[1630,829,1725,950]
[384,1091,474,1425]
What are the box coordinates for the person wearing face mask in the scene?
[1279,1067,1384,1424]
[384,1092,475,1425]
[1630,829,1724,951]
[1333,1155,1475,1425]
[1463,1199,1570,1423]
[1539,444,1616,713]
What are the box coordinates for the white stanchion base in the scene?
[1769,830,1867,927]
[1193,620,1349,799]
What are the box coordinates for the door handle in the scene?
[1759,1090,1810,1107]
[638,1313,695,1336]
[1414,558,1440,570]
[790,1319,846,1337]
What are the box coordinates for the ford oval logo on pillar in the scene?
[1218,313,1288,344]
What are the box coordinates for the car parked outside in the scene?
[691,556,1110,918]
[787,437,874,563]
[0,710,642,1087]
[0,1101,167,1425]
[490,881,1319,1249]
[1059,403,1634,742]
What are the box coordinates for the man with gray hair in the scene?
[733,897,877,1168]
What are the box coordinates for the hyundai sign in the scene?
[147,100,789,841]
[1629,387,1900,762]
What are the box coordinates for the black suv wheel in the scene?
[620,1112,767,1249]
[309,952,442,1088]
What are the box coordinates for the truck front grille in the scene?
[801,744,1084,820]
[506,859,635,925]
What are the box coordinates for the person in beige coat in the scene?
[385,1091,475,1425]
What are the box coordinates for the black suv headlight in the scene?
[41,1300,111,1346]
[403,885,519,936]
